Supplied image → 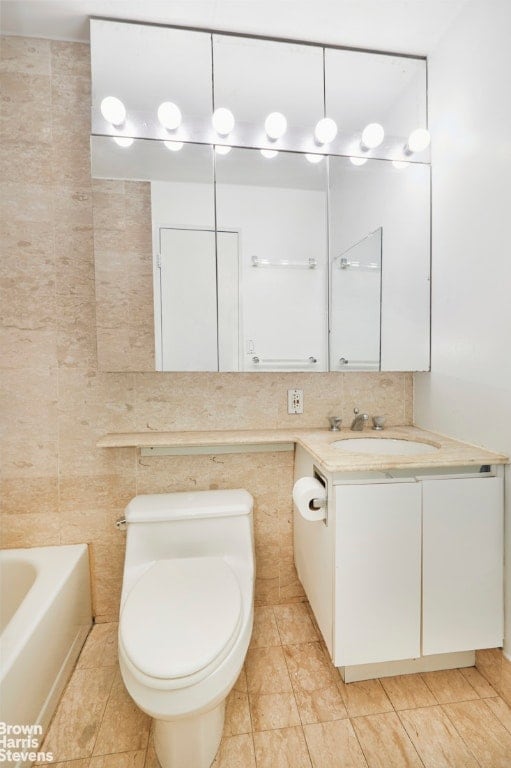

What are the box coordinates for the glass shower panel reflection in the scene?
[330,229,382,371]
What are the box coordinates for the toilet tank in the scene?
[123,489,254,571]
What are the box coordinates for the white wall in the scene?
[414,0,511,653]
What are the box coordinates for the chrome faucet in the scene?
[350,408,369,431]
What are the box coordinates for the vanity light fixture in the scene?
[100,96,126,126]
[361,122,385,150]
[212,108,235,136]
[305,153,324,164]
[314,117,338,145]
[112,136,134,148]
[215,144,232,155]
[350,156,368,166]
[405,128,431,154]
[157,101,182,131]
[164,140,184,152]
[265,112,287,140]
[260,149,278,159]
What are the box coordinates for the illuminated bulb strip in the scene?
[101,96,126,126]
[406,128,430,153]
[158,101,182,131]
[261,149,278,159]
[215,145,232,155]
[361,122,385,150]
[212,108,235,136]
[350,157,367,166]
[315,117,338,145]
[305,153,323,164]
[164,141,184,152]
[112,136,134,148]
[265,112,287,140]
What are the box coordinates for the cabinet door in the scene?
[334,482,421,666]
[422,477,503,655]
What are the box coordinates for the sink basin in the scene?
[331,437,440,455]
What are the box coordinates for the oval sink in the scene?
[331,437,440,455]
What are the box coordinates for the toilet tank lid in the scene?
[125,488,254,523]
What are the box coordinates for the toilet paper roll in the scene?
[292,476,327,522]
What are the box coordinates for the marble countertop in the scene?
[97,425,507,472]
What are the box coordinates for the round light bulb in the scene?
[314,117,338,144]
[112,136,134,148]
[157,101,182,131]
[164,140,184,152]
[361,122,385,150]
[215,145,232,155]
[212,107,235,136]
[305,153,323,164]
[100,96,126,126]
[265,112,287,140]
[392,160,410,169]
[260,149,278,159]
[407,128,431,153]
[350,156,368,166]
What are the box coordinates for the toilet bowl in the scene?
[118,489,254,768]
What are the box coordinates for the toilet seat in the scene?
[120,557,242,683]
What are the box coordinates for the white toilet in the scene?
[118,489,254,768]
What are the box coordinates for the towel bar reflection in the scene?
[253,356,318,364]
[339,258,380,271]
[252,256,317,269]
[339,357,379,368]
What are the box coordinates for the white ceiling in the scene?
[0,0,468,55]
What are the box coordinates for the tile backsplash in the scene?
[0,36,412,620]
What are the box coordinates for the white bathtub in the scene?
[0,544,92,757]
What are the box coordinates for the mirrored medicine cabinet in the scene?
[90,19,431,373]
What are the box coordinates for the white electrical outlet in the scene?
[287,389,304,414]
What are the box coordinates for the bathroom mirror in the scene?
[329,156,430,371]
[91,19,213,143]
[325,48,427,144]
[215,147,328,371]
[211,34,324,152]
[90,20,431,372]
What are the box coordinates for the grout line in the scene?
[437,702,484,768]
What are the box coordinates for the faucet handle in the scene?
[372,416,386,431]
[328,416,342,431]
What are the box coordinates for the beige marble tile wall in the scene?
[0,36,413,622]
[93,179,155,372]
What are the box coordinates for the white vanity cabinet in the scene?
[334,480,422,666]
[293,445,504,681]
[421,476,503,655]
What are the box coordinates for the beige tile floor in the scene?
[42,603,511,768]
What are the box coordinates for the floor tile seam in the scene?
[251,724,312,768]
[280,642,351,726]
[394,708,447,768]
[279,636,313,729]
[377,677,438,712]
[341,717,370,768]
[350,712,427,768]
[483,697,511,736]
[397,705,483,768]
[436,702,486,768]
[459,666,498,696]
[41,663,116,760]
[87,668,119,759]
[419,668,480,702]
[294,723,314,768]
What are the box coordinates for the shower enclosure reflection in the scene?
[330,228,382,371]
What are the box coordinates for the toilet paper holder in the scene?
[311,468,328,519]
